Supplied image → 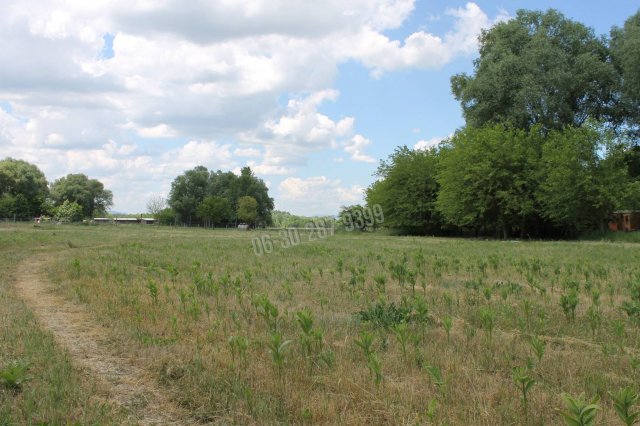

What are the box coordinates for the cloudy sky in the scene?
[1,1,637,215]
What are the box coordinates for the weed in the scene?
[559,393,599,426]
[0,361,32,391]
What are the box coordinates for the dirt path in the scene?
[14,255,195,425]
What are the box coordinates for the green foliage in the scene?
[425,365,445,389]
[479,307,495,344]
[610,11,640,132]
[365,146,442,234]
[559,393,600,425]
[354,331,375,359]
[560,290,579,322]
[537,126,627,236]
[271,210,335,228]
[157,207,176,225]
[437,125,541,238]
[237,195,258,225]
[0,360,32,391]
[357,301,412,329]
[512,366,535,417]
[451,9,616,131]
[609,387,640,426]
[196,195,232,227]
[50,173,113,217]
[296,309,324,369]
[168,166,273,226]
[0,158,48,219]
[529,335,546,364]
[338,204,371,231]
[442,315,453,344]
[228,335,249,367]
[54,200,84,222]
[267,332,292,377]
[253,295,280,331]
[366,352,383,387]
[391,322,411,362]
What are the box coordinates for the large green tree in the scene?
[0,158,49,219]
[168,166,210,225]
[366,146,441,234]
[611,10,640,134]
[436,125,542,238]
[197,196,233,227]
[236,196,258,225]
[50,174,113,218]
[451,9,617,132]
[168,166,273,226]
[537,126,628,236]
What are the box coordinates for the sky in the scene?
[0,1,638,216]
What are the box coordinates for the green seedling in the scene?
[559,393,599,426]
[609,387,640,426]
[512,366,535,418]
[0,361,32,391]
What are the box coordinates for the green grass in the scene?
[0,224,124,425]
[3,223,640,424]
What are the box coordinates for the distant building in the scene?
[609,211,640,232]
[93,217,155,225]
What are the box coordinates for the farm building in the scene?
[93,217,155,225]
[609,211,640,232]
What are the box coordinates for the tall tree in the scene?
[50,174,113,218]
[234,167,274,226]
[436,125,542,238]
[0,158,48,219]
[451,9,617,132]
[611,10,640,135]
[237,196,258,225]
[197,196,233,227]
[366,146,441,234]
[168,166,210,225]
[537,126,628,236]
[169,166,274,226]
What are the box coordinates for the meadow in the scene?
[2,223,640,424]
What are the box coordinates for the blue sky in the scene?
[0,1,637,215]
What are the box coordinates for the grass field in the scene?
[2,223,640,424]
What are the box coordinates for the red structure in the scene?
[609,211,640,232]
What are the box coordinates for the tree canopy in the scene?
[451,9,617,132]
[611,11,640,134]
[366,146,441,234]
[0,158,49,219]
[168,166,273,226]
[367,8,640,238]
[50,174,113,218]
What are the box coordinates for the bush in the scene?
[358,301,412,329]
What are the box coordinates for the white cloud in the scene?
[233,147,262,157]
[277,176,364,215]
[414,136,448,151]
[0,1,503,212]
[239,90,367,173]
[337,3,502,77]
[344,135,376,163]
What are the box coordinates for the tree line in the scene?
[364,9,640,238]
[0,158,113,222]
[155,166,274,227]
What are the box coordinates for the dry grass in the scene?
[5,223,640,424]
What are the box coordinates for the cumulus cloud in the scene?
[414,135,449,151]
[277,176,364,215]
[0,1,503,212]
[239,90,374,172]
